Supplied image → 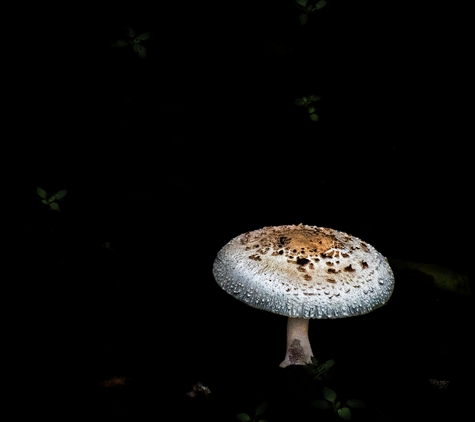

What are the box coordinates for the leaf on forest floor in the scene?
[99,375,130,388]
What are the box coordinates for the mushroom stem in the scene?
[280,317,314,368]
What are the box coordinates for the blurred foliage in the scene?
[236,402,268,422]
[111,26,151,58]
[313,386,366,420]
[305,356,335,381]
[295,0,328,25]
[294,95,322,121]
[389,258,472,295]
[37,187,67,212]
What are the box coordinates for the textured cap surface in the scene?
[213,224,395,318]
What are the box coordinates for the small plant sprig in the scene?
[313,387,365,420]
[37,187,68,212]
[295,0,328,25]
[102,241,115,252]
[306,356,335,381]
[294,95,321,121]
[236,402,268,422]
[111,26,151,58]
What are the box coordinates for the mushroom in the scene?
[212,224,395,368]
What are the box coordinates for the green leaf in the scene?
[310,113,319,121]
[255,402,268,416]
[41,199,48,205]
[37,187,47,199]
[295,0,308,6]
[52,190,67,200]
[337,407,352,420]
[346,399,366,408]
[325,359,335,368]
[314,0,328,10]
[308,107,315,114]
[49,202,59,211]
[236,413,251,422]
[323,387,337,403]
[299,13,308,25]
[125,26,135,38]
[111,39,129,47]
[294,98,305,106]
[309,95,322,102]
[134,44,147,58]
[136,32,151,41]
[310,356,320,365]
[313,399,330,410]
[306,363,316,373]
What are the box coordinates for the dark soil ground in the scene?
[8,1,473,420]
[11,203,474,421]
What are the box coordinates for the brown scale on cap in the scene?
[238,224,375,288]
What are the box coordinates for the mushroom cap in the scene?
[213,224,395,319]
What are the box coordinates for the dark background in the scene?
[7,1,473,420]
[10,0,472,259]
